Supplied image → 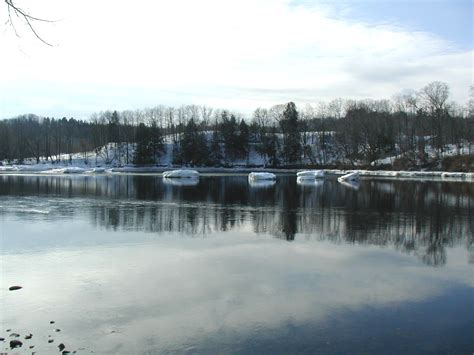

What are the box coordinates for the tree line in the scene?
[1,82,473,168]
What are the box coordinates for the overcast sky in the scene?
[0,0,472,119]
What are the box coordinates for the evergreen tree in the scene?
[238,119,250,161]
[150,123,164,163]
[209,130,223,166]
[280,102,301,164]
[133,123,154,165]
[220,112,239,161]
[180,118,209,166]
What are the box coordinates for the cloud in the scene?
[0,0,471,118]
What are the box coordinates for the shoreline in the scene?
[1,165,473,181]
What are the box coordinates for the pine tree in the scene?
[280,102,301,164]
[238,119,250,161]
[133,123,154,165]
[209,130,223,166]
[180,118,209,166]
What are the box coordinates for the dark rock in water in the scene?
[10,333,20,338]
[62,351,71,354]
[48,339,54,343]
[58,343,66,351]
[50,321,55,324]
[6,329,11,332]
[25,333,33,339]
[55,329,61,332]
[9,286,22,291]
[0,337,4,341]
[10,339,22,349]
[29,345,35,348]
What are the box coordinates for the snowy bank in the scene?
[324,169,474,181]
[40,167,88,174]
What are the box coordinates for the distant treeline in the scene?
[1,81,473,168]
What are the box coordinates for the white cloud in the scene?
[0,0,471,117]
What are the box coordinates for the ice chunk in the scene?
[441,172,466,179]
[248,172,276,181]
[88,167,106,174]
[162,169,200,178]
[338,171,360,182]
[41,167,87,174]
[296,170,325,179]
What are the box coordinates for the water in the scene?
[0,174,473,354]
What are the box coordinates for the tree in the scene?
[237,119,250,161]
[208,130,223,166]
[418,81,450,154]
[279,102,301,164]
[179,118,209,166]
[133,123,154,165]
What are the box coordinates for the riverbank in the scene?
[1,164,473,181]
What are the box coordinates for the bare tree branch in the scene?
[4,0,55,46]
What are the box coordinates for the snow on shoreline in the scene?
[0,164,473,181]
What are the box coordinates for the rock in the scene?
[10,333,20,338]
[6,329,11,332]
[30,345,35,348]
[0,337,4,341]
[25,333,33,339]
[48,339,54,343]
[62,351,71,354]
[58,343,66,351]
[9,286,22,291]
[10,339,23,349]
[50,321,55,324]
[55,329,61,332]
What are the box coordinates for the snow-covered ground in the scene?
[374,143,473,166]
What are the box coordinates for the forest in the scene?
[1,82,473,170]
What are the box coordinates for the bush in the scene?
[441,155,474,172]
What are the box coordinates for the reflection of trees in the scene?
[1,175,472,266]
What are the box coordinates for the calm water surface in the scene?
[0,174,473,354]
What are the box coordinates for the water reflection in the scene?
[0,174,473,266]
[248,179,276,188]
[338,179,360,190]
[163,176,199,186]
[296,176,324,187]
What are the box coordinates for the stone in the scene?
[10,339,23,349]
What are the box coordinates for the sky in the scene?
[0,0,472,119]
